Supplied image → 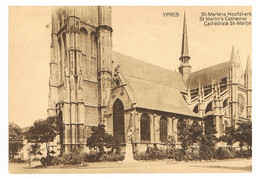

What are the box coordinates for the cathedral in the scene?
[47,6,252,153]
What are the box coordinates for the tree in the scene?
[86,124,117,157]
[177,120,203,158]
[9,123,24,159]
[236,121,252,150]
[219,126,236,150]
[189,121,203,144]
[165,135,176,159]
[198,124,218,160]
[25,117,58,156]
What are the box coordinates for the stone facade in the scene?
[48,6,252,153]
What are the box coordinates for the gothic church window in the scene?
[91,32,97,57]
[113,99,125,142]
[80,27,88,55]
[205,102,213,113]
[223,99,228,108]
[140,114,150,141]
[58,37,63,83]
[193,105,198,113]
[160,116,167,142]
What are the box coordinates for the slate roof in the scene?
[187,61,230,89]
[112,51,200,118]
[112,51,186,92]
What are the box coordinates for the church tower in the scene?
[179,12,191,82]
[48,6,113,154]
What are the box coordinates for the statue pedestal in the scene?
[123,143,136,163]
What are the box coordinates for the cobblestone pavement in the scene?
[9,158,252,174]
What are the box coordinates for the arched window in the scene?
[113,99,125,142]
[62,33,66,76]
[80,27,88,54]
[160,116,167,142]
[223,99,228,108]
[140,114,150,141]
[193,105,198,113]
[58,37,63,82]
[205,102,213,113]
[91,32,97,57]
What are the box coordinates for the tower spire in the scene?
[181,11,189,57]
[179,11,191,83]
[230,45,235,62]
[246,55,252,72]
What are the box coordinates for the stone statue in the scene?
[126,128,133,144]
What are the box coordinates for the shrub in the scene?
[62,152,82,165]
[215,147,234,160]
[157,148,167,160]
[146,146,158,160]
[9,158,25,163]
[186,151,200,161]
[100,153,124,162]
[199,145,216,160]
[134,151,148,160]
[40,155,54,166]
[51,156,63,165]
[80,151,100,162]
[234,149,252,158]
[174,149,185,161]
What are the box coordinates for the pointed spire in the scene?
[218,83,221,96]
[246,55,252,72]
[236,50,240,61]
[198,80,201,100]
[211,77,215,92]
[186,84,191,104]
[230,45,235,62]
[181,11,189,57]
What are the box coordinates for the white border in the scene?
[1,0,259,178]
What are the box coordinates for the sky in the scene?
[9,6,252,127]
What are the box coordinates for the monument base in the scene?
[122,143,137,163]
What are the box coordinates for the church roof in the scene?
[112,51,186,92]
[112,51,199,118]
[187,61,230,89]
[122,74,199,117]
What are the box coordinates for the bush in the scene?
[146,146,158,160]
[186,151,200,161]
[40,155,54,166]
[199,145,216,160]
[215,147,234,160]
[62,152,82,165]
[51,156,63,165]
[100,153,124,162]
[81,151,100,162]
[174,149,185,161]
[134,151,148,160]
[157,148,167,160]
[9,158,25,163]
[234,149,252,158]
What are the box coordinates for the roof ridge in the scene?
[123,73,182,91]
[190,61,230,74]
[112,51,181,75]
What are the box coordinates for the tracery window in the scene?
[160,116,167,142]
[140,114,150,141]
[113,99,125,142]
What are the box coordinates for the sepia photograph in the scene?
[8,6,252,174]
